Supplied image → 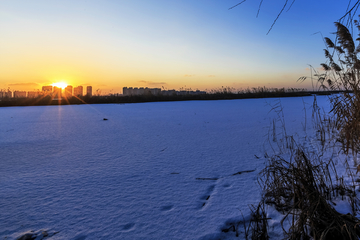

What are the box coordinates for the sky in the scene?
[0,0,354,94]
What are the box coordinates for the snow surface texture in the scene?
[0,97,338,239]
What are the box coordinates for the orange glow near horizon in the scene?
[51,82,68,89]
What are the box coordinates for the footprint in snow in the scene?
[74,235,87,240]
[223,183,231,188]
[120,223,135,232]
[199,184,216,209]
[160,205,173,211]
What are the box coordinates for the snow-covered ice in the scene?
[0,96,346,239]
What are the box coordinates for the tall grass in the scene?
[261,147,360,239]
[256,97,360,239]
[218,20,360,240]
[249,42,360,236]
[315,20,360,165]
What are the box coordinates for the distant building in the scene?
[123,87,132,96]
[122,86,206,96]
[2,91,12,98]
[133,87,139,95]
[150,88,161,95]
[144,88,151,95]
[86,86,92,97]
[13,91,27,98]
[65,85,73,98]
[138,87,145,95]
[162,90,176,96]
[193,90,206,95]
[27,91,40,98]
[53,86,62,99]
[74,86,83,97]
[123,87,161,96]
[42,86,52,92]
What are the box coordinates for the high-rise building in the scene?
[65,85,73,98]
[86,86,92,97]
[150,88,161,95]
[123,87,129,95]
[4,91,12,98]
[123,87,133,96]
[138,87,145,95]
[53,86,62,99]
[13,91,27,98]
[74,86,83,97]
[27,91,40,98]
[42,86,52,92]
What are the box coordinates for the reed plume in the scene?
[319,20,360,164]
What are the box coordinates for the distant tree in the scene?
[95,88,102,96]
[230,0,360,34]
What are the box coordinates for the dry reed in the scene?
[260,148,360,239]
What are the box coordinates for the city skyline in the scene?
[0,84,93,99]
[0,84,210,98]
[0,82,206,96]
[0,1,353,93]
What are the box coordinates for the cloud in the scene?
[305,67,324,72]
[138,80,167,85]
[184,74,195,77]
[208,75,215,77]
[8,82,39,87]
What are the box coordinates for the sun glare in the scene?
[52,82,68,89]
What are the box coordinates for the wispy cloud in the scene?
[138,80,167,85]
[8,82,39,87]
[184,74,195,77]
[305,67,323,72]
[208,75,215,77]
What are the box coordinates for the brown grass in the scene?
[260,148,360,239]
[318,20,360,165]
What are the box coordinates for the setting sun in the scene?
[52,82,68,89]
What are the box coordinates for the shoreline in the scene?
[0,90,342,107]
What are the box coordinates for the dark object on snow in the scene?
[232,170,255,176]
[42,231,48,237]
[196,177,219,180]
[16,233,36,240]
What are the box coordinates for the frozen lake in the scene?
[0,96,330,240]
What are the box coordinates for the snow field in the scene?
[0,96,334,239]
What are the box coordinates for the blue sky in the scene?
[0,0,354,93]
